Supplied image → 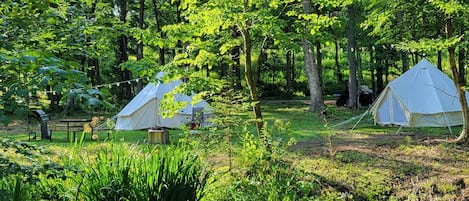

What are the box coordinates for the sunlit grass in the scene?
[2,101,468,200]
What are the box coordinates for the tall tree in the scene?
[0,0,112,120]
[300,0,324,111]
[434,1,469,142]
[346,4,358,109]
[295,0,349,110]
[164,0,293,136]
[152,0,165,65]
[458,46,466,86]
[445,16,469,142]
[117,0,132,100]
[285,50,293,94]
[136,0,145,92]
[334,39,344,84]
[240,23,264,135]
[136,0,144,61]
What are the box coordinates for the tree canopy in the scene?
[1,0,467,136]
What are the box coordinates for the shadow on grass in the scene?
[303,149,434,200]
[308,171,375,201]
[292,134,443,200]
[334,150,433,179]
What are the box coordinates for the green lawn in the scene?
[1,102,468,200]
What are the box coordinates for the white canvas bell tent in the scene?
[369,58,469,129]
[115,72,213,130]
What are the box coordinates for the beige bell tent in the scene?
[370,58,469,128]
[115,72,213,130]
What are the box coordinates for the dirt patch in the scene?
[291,132,469,200]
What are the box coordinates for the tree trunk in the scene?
[286,50,292,94]
[302,0,324,111]
[136,0,145,92]
[241,28,264,136]
[437,50,443,70]
[357,48,363,106]
[356,48,362,84]
[402,51,409,72]
[292,51,295,85]
[370,47,376,97]
[334,39,343,84]
[316,41,323,89]
[152,0,165,65]
[118,0,132,100]
[82,2,100,86]
[137,0,144,61]
[384,57,389,84]
[89,58,100,86]
[174,0,182,55]
[220,61,228,77]
[90,2,101,86]
[459,47,466,86]
[376,51,384,93]
[301,38,323,111]
[346,5,358,109]
[80,50,86,73]
[445,18,469,142]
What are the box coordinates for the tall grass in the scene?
[0,137,209,201]
[0,176,33,201]
[75,143,208,201]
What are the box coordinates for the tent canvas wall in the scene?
[115,73,213,130]
[370,58,468,128]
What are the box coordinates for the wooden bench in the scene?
[45,117,113,142]
[49,119,90,141]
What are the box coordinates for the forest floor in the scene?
[2,100,469,200]
[291,131,469,200]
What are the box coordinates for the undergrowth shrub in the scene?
[203,123,321,201]
[0,176,33,201]
[0,138,70,200]
[76,143,209,201]
[0,138,209,201]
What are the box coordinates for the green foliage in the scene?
[204,121,319,201]
[0,176,33,201]
[156,69,222,119]
[0,138,73,200]
[430,0,466,15]
[0,139,209,201]
[76,143,209,201]
[364,0,467,50]
[3,102,469,200]
[0,0,117,123]
[396,36,463,52]
[0,138,64,183]
[121,58,162,78]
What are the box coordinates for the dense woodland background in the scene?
[0,0,467,124]
[1,1,469,200]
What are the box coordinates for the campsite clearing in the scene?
[2,101,469,200]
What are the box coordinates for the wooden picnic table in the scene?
[59,118,91,140]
